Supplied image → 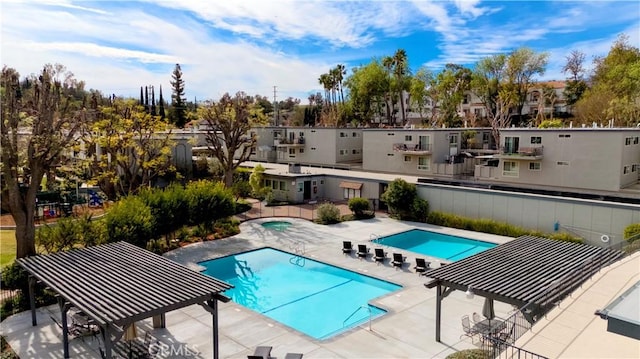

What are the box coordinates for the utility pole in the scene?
[273,85,278,126]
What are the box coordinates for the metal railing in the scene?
[479,333,548,359]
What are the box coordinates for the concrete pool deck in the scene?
[2,216,638,358]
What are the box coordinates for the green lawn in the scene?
[0,230,16,269]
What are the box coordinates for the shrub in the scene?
[348,197,370,218]
[316,203,341,224]
[623,223,640,242]
[426,211,582,243]
[411,198,429,222]
[138,184,188,240]
[185,180,236,226]
[0,263,56,321]
[381,178,424,220]
[446,349,488,359]
[231,180,252,200]
[104,196,155,247]
[249,164,271,200]
[36,217,80,253]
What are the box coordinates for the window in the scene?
[503,161,519,177]
[387,132,395,136]
[530,91,540,103]
[474,108,482,117]
[298,183,303,192]
[299,148,304,153]
[387,153,395,157]
[265,179,272,187]
[352,149,361,155]
[311,147,317,150]
[339,149,347,156]
[320,180,324,185]
[340,132,347,137]
[352,132,359,137]
[482,132,490,144]
[299,131,304,137]
[404,156,411,162]
[557,161,570,166]
[279,181,286,191]
[635,137,639,144]
[559,134,571,138]
[405,135,412,141]
[312,180,317,186]
[272,181,278,190]
[343,188,361,200]
[625,137,633,145]
[529,162,541,171]
[504,137,519,154]
[418,157,429,171]
[623,166,631,174]
[530,136,542,144]
[633,164,639,172]
[288,148,295,157]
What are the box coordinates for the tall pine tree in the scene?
[159,85,166,120]
[170,63,187,127]
[151,85,156,116]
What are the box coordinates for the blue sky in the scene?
[2,0,638,104]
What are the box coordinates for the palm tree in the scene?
[335,64,346,104]
[382,56,395,123]
[393,49,409,125]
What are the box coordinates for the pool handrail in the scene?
[342,305,372,330]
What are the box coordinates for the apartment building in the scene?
[361,127,495,177]
[250,126,363,168]
[474,128,640,192]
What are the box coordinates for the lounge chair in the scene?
[342,241,353,255]
[356,244,370,259]
[391,253,406,268]
[414,258,430,275]
[248,345,272,359]
[284,353,303,359]
[373,248,388,264]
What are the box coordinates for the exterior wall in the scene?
[362,128,492,176]
[418,183,640,248]
[475,128,640,192]
[250,127,362,166]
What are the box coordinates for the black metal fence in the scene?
[234,200,353,222]
[479,334,548,359]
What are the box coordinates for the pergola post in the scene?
[211,299,219,359]
[57,297,71,359]
[28,275,37,326]
[101,325,113,359]
[152,313,166,328]
[436,283,442,342]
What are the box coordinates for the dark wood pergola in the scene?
[18,241,233,358]
[423,235,625,342]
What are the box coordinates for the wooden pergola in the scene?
[18,241,233,358]
[423,235,624,342]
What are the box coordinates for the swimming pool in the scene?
[261,221,292,231]
[199,248,401,340]
[374,229,496,261]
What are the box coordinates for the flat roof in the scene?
[18,241,232,327]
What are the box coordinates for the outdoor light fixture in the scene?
[465,286,474,299]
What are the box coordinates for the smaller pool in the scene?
[374,229,496,261]
[261,221,292,231]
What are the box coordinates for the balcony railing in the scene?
[274,137,305,146]
[393,143,432,153]
[498,146,544,159]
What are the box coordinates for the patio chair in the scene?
[248,345,272,359]
[414,258,430,275]
[373,248,388,264]
[342,241,354,255]
[356,244,370,259]
[472,312,483,325]
[460,315,478,344]
[391,253,406,268]
[496,320,516,343]
[284,353,303,359]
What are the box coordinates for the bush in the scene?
[411,198,429,222]
[0,263,56,321]
[138,184,188,240]
[446,349,488,359]
[316,203,341,224]
[623,223,640,242]
[185,181,235,226]
[35,217,80,253]
[381,178,424,220]
[104,196,155,247]
[348,197,370,218]
[426,211,582,243]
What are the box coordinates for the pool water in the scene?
[261,221,292,231]
[374,229,496,261]
[199,248,401,340]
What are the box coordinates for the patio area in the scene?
[2,216,637,358]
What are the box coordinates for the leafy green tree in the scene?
[249,164,270,199]
[381,178,419,220]
[199,92,267,187]
[409,67,435,125]
[505,47,548,119]
[433,64,472,127]
[169,63,187,128]
[344,60,389,125]
[576,34,640,126]
[1,64,90,258]
[82,98,175,199]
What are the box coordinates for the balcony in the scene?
[496,146,544,160]
[393,143,432,155]
[274,137,305,147]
